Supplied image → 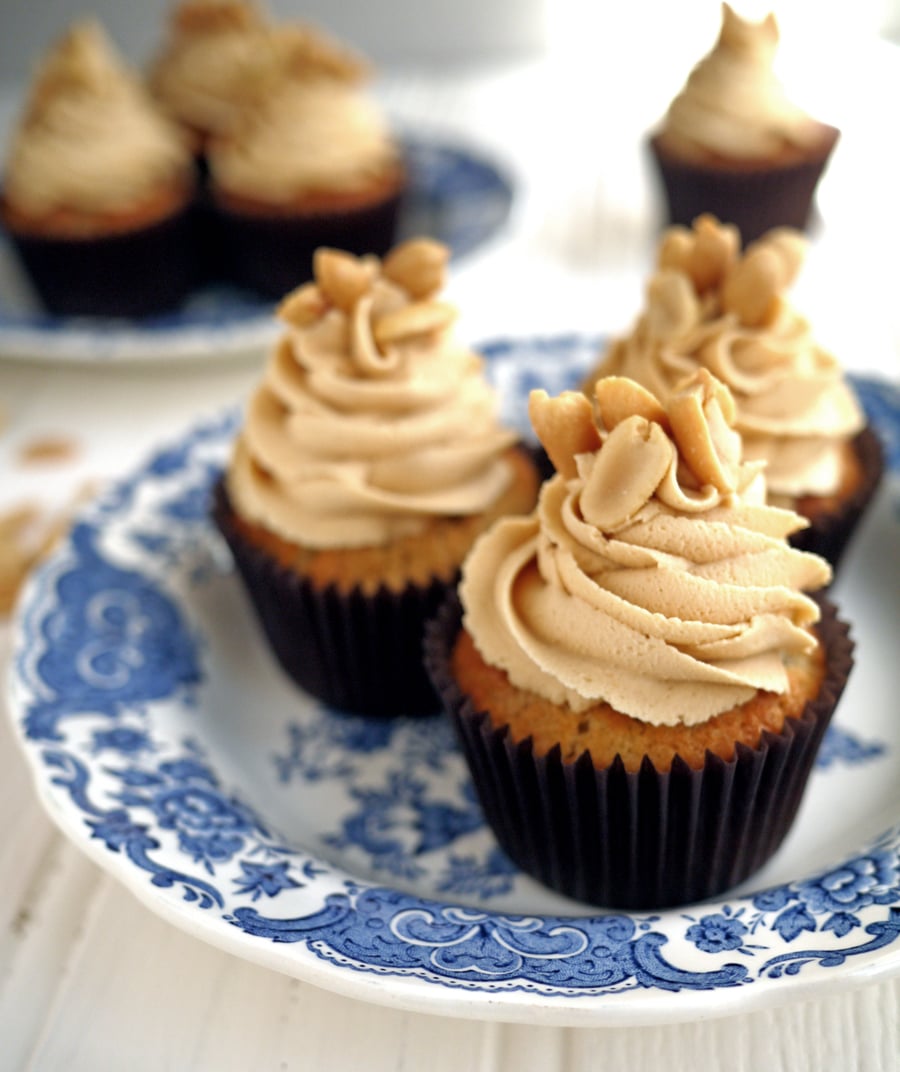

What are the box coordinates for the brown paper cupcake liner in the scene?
[212,478,446,717]
[789,425,885,572]
[211,187,404,300]
[6,202,199,318]
[424,593,854,910]
[649,128,839,245]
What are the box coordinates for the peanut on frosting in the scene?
[595,215,864,502]
[227,239,518,550]
[460,371,832,725]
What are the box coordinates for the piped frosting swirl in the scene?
[3,20,191,216]
[460,372,831,725]
[227,240,518,549]
[662,3,826,161]
[596,215,864,502]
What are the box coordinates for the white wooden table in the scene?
[1,55,899,1071]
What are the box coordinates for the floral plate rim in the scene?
[0,135,514,366]
[6,335,900,1027]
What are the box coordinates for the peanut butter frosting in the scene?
[227,241,518,549]
[4,21,191,216]
[209,80,399,202]
[661,4,826,162]
[148,0,278,141]
[460,373,831,726]
[596,216,864,503]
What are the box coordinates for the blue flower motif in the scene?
[822,912,860,938]
[234,861,300,900]
[179,830,245,870]
[152,785,256,835]
[752,887,793,913]
[795,853,900,915]
[685,913,749,954]
[91,726,154,756]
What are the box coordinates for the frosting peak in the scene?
[460,372,831,725]
[662,3,825,161]
[4,21,191,218]
[227,240,519,549]
[597,215,864,501]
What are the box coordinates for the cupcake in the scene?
[213,239,541,716]
[591,215,883,569]
[650,4,839,244]
[424,372,853,909]
[0,20,197,318]
[207,28,403,299]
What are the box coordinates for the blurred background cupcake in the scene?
[206,23,404,298]
[213,238,540,716]
[649,3,839,244]
[589,215,884,570]
[425,372,853,909]
[0,19,197,318]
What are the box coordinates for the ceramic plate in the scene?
[0,137,513,365]
[7,336,900,1027]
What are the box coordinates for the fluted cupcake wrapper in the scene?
[5,201,199,318]
[424,594,854,910]
[211,187,404,300]
[789,425,885,573]
[648,128,839,245]
[213,478,445,717]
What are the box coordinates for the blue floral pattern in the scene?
[7,336,900,1020]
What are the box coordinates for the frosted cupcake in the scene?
[213,239,540,715]
[591,215,882,568]
[207,28,402,298]
[650,4,839,243]
[1,20,196,317]
[425,373,853,908]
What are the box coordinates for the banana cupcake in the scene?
[1,20,196,318]
[207,29,403,298]
[425,372,853,909]
[213,239,540,716]
[650,4,839,243]
[590,215,883,569]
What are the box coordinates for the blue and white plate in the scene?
[0,137,513,365]
[7,336,900,1026]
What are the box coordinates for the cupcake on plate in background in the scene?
[0,20,197,318]
[148,0,277,167]
[425,372,853,909]
[213,238,541,716]
[590,215,883,569]
[650,3,839,244]
[207,27,404,299]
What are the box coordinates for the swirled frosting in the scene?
[209,80,399,202]
[661,4,826,161]
[227,241,518,549]
[461,373,831,725]
[597,216,864,502]
[4,21,191,216]
[149,0,278,141]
